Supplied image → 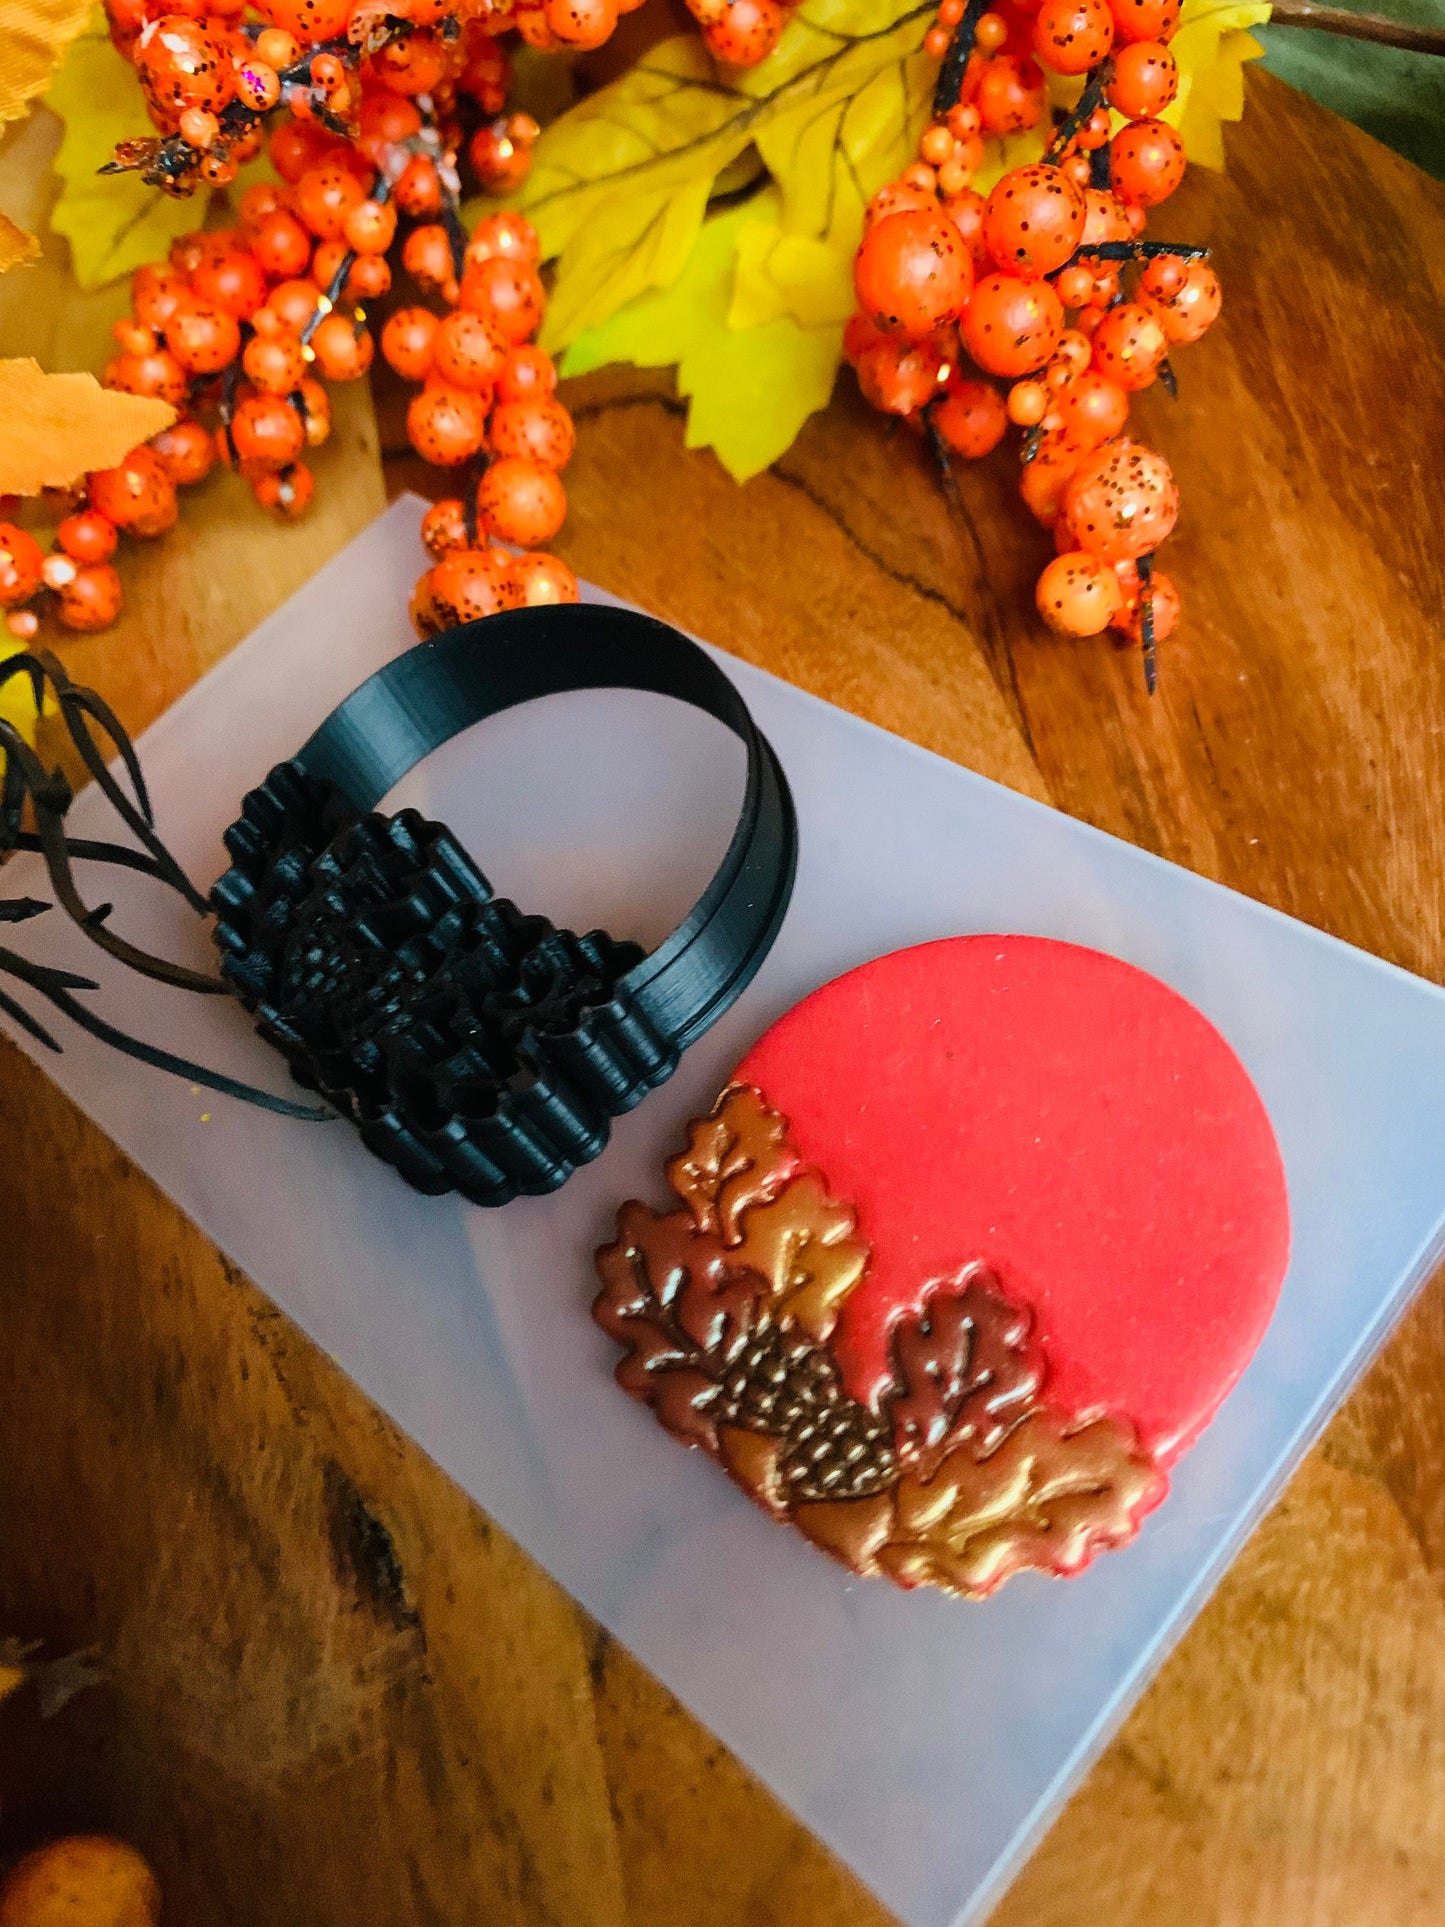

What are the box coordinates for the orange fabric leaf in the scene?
[0,209,38,272]
[0,0,91,125]
[0,357,176,496]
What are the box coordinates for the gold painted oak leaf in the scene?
[561,191,846,481]
[46,22,270,289]
[0,0,89,126]
[0,357,175,495]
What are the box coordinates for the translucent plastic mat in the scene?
[6,498,1445,1927]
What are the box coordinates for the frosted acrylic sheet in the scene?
[7,497,1445,1927]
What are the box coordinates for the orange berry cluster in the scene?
[844,0,1220,683]
[103,0,527,195]
[383,209,580,632]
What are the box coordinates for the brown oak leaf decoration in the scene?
[594,1199,762,1451]
[887,1267,1045,1478]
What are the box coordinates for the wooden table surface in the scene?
[3,65,1445,1927]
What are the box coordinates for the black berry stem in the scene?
[932,0,992,118]
[1137,550,1157,694]
[1044,62,1111,163]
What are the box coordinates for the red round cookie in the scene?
[733,936,1290,1463]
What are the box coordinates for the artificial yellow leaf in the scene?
[512,0,936,348]
[562,190,842,482]
[0,0,89,125]
[0,208,38,271]
[1148,0,1270,165]
[0,357,175,495]
[45,22,271,289]
[1,641,49,768]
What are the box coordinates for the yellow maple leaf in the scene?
[1158,0,1270,170]
[562,190,843,482]
[45,20,270,289]
[0,0,90,126]
[506,0,936,351]
[0,357,175,495]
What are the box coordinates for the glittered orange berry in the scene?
[381,306,439,381]
[193,247,267,320]
[268,116,332,182]
[1052,369,1130,446]
[544,0,616,46]
[109,348,189,406]
[1089,300,1169,389]
[1063,437,1178,560]
[131,262,187,332]
[358,89,421,153]
[89,447,178,538]
[254,25,300,65]
[346,253,392,300]
[1036,549,1124,634]
[468,120,535,196]
[251,209,313,279]
[854,338,947,415]
[465,211,541,269]
[866,180,938,231]
[57,561,124,632]
[407,384,488,466]
[512,551,580,606]
[234,55,281,110]
[370,26,448,94]
[1109,117,1186,206]
[496,345,557,405]
[982,164,1086,277]
[1006,377,1050,426]
[265,277,320,333]
[136,15,233,122]
[1106,40,1178,115]
[931,376,1009,457]
[308,314,374,382]
[854,209,973,341]
[431,309,507,394]
[163,294,241,375]
[421,498,471,560]
[1019,437,1087,524]
[1142,258,1221,343]
[961,271,1064,376]
[231,394,306,471]
[489,398,576,471]
[1111,565,1181,642]
[428,548,523,626]
[392,154,443,217]
[976,55,1045,135]
[58,509,119,564]
[0,523,43,607]
[343,197,397,254]
[150,417,215,485]
[459,255,546,344]
[702,0,786,66]
[477,457,566,547]
[295,157,366,240]
[402,223,455,291]
[250,0,352,43]
[1032,0,1113,75]
[252,461,315,518]
[295,377,331,446]
[1107,0,1180,42]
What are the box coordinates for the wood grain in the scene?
[3,65,1445,1927]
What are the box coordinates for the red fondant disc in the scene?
[733,937,1290,1463]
